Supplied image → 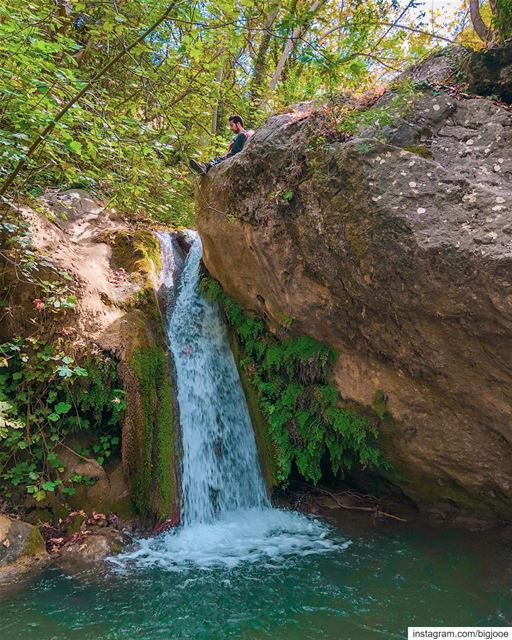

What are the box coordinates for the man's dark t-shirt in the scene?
[226,132,247,158]
[201,130,248,173]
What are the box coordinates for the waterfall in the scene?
[167,234,268,524]
[115,231,342,570]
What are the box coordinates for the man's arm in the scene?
[219,139,235,160]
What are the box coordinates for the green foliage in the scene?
[0,211,127,507]
[200,276,386,486]
[0,338,124,502]
[334,80,418,138]
[494,0,512,39]
[0,218,78,324]
[155,369,175,519]
[230,332,279,490]
[281,189,294,203]
[0,1,452,222]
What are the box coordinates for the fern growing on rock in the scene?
[199,276,386,486]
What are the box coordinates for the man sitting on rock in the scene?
[189,115,249,175]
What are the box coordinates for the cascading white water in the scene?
[115,232,345,570]
[168,234,268,524]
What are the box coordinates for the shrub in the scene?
[0,338,125,502]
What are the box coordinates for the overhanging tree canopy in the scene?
[0,0,491,224]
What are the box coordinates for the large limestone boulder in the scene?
[197,47,512,521]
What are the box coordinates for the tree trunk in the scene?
[469,0,493,43]
[250,6,279,110]
[269,0,323,92]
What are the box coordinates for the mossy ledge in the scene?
[130,345,176,520]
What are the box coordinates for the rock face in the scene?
[57,527,127,571]
[197,49,512,521]
[1,191,178,525]
[0,515,47,575]
[463,44,512,104]
[54,446,131,516]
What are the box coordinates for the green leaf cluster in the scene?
[0,219,78,320]
[0,1,450,221]
[0,338,125,502]
[333,80,418,138]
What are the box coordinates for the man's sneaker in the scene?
[189,158,207,175]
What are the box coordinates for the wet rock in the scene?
[53,447,131,516]
[174,229,195,256]
[197,47,512,521]
[57,527,128,570]
[0,515,47,577]
[448,515,496,532]
[57,445,108,487]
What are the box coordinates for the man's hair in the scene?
[229,115,244,127]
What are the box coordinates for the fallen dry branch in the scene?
[296,482,407,522]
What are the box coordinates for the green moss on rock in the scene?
[101,229,180,526]
[107,496,137,521]
[154,373,175,519]
[25,509,52,526]
[66,514,86,535]
[21,526,46,558]
[102,229,163,278]
[130,345,176,521]
[402,144,433,159]
[372,389,389,420]
[200,275,386,487]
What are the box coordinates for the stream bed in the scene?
[0,511,510,639]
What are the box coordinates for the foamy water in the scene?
[115,507,348,570]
